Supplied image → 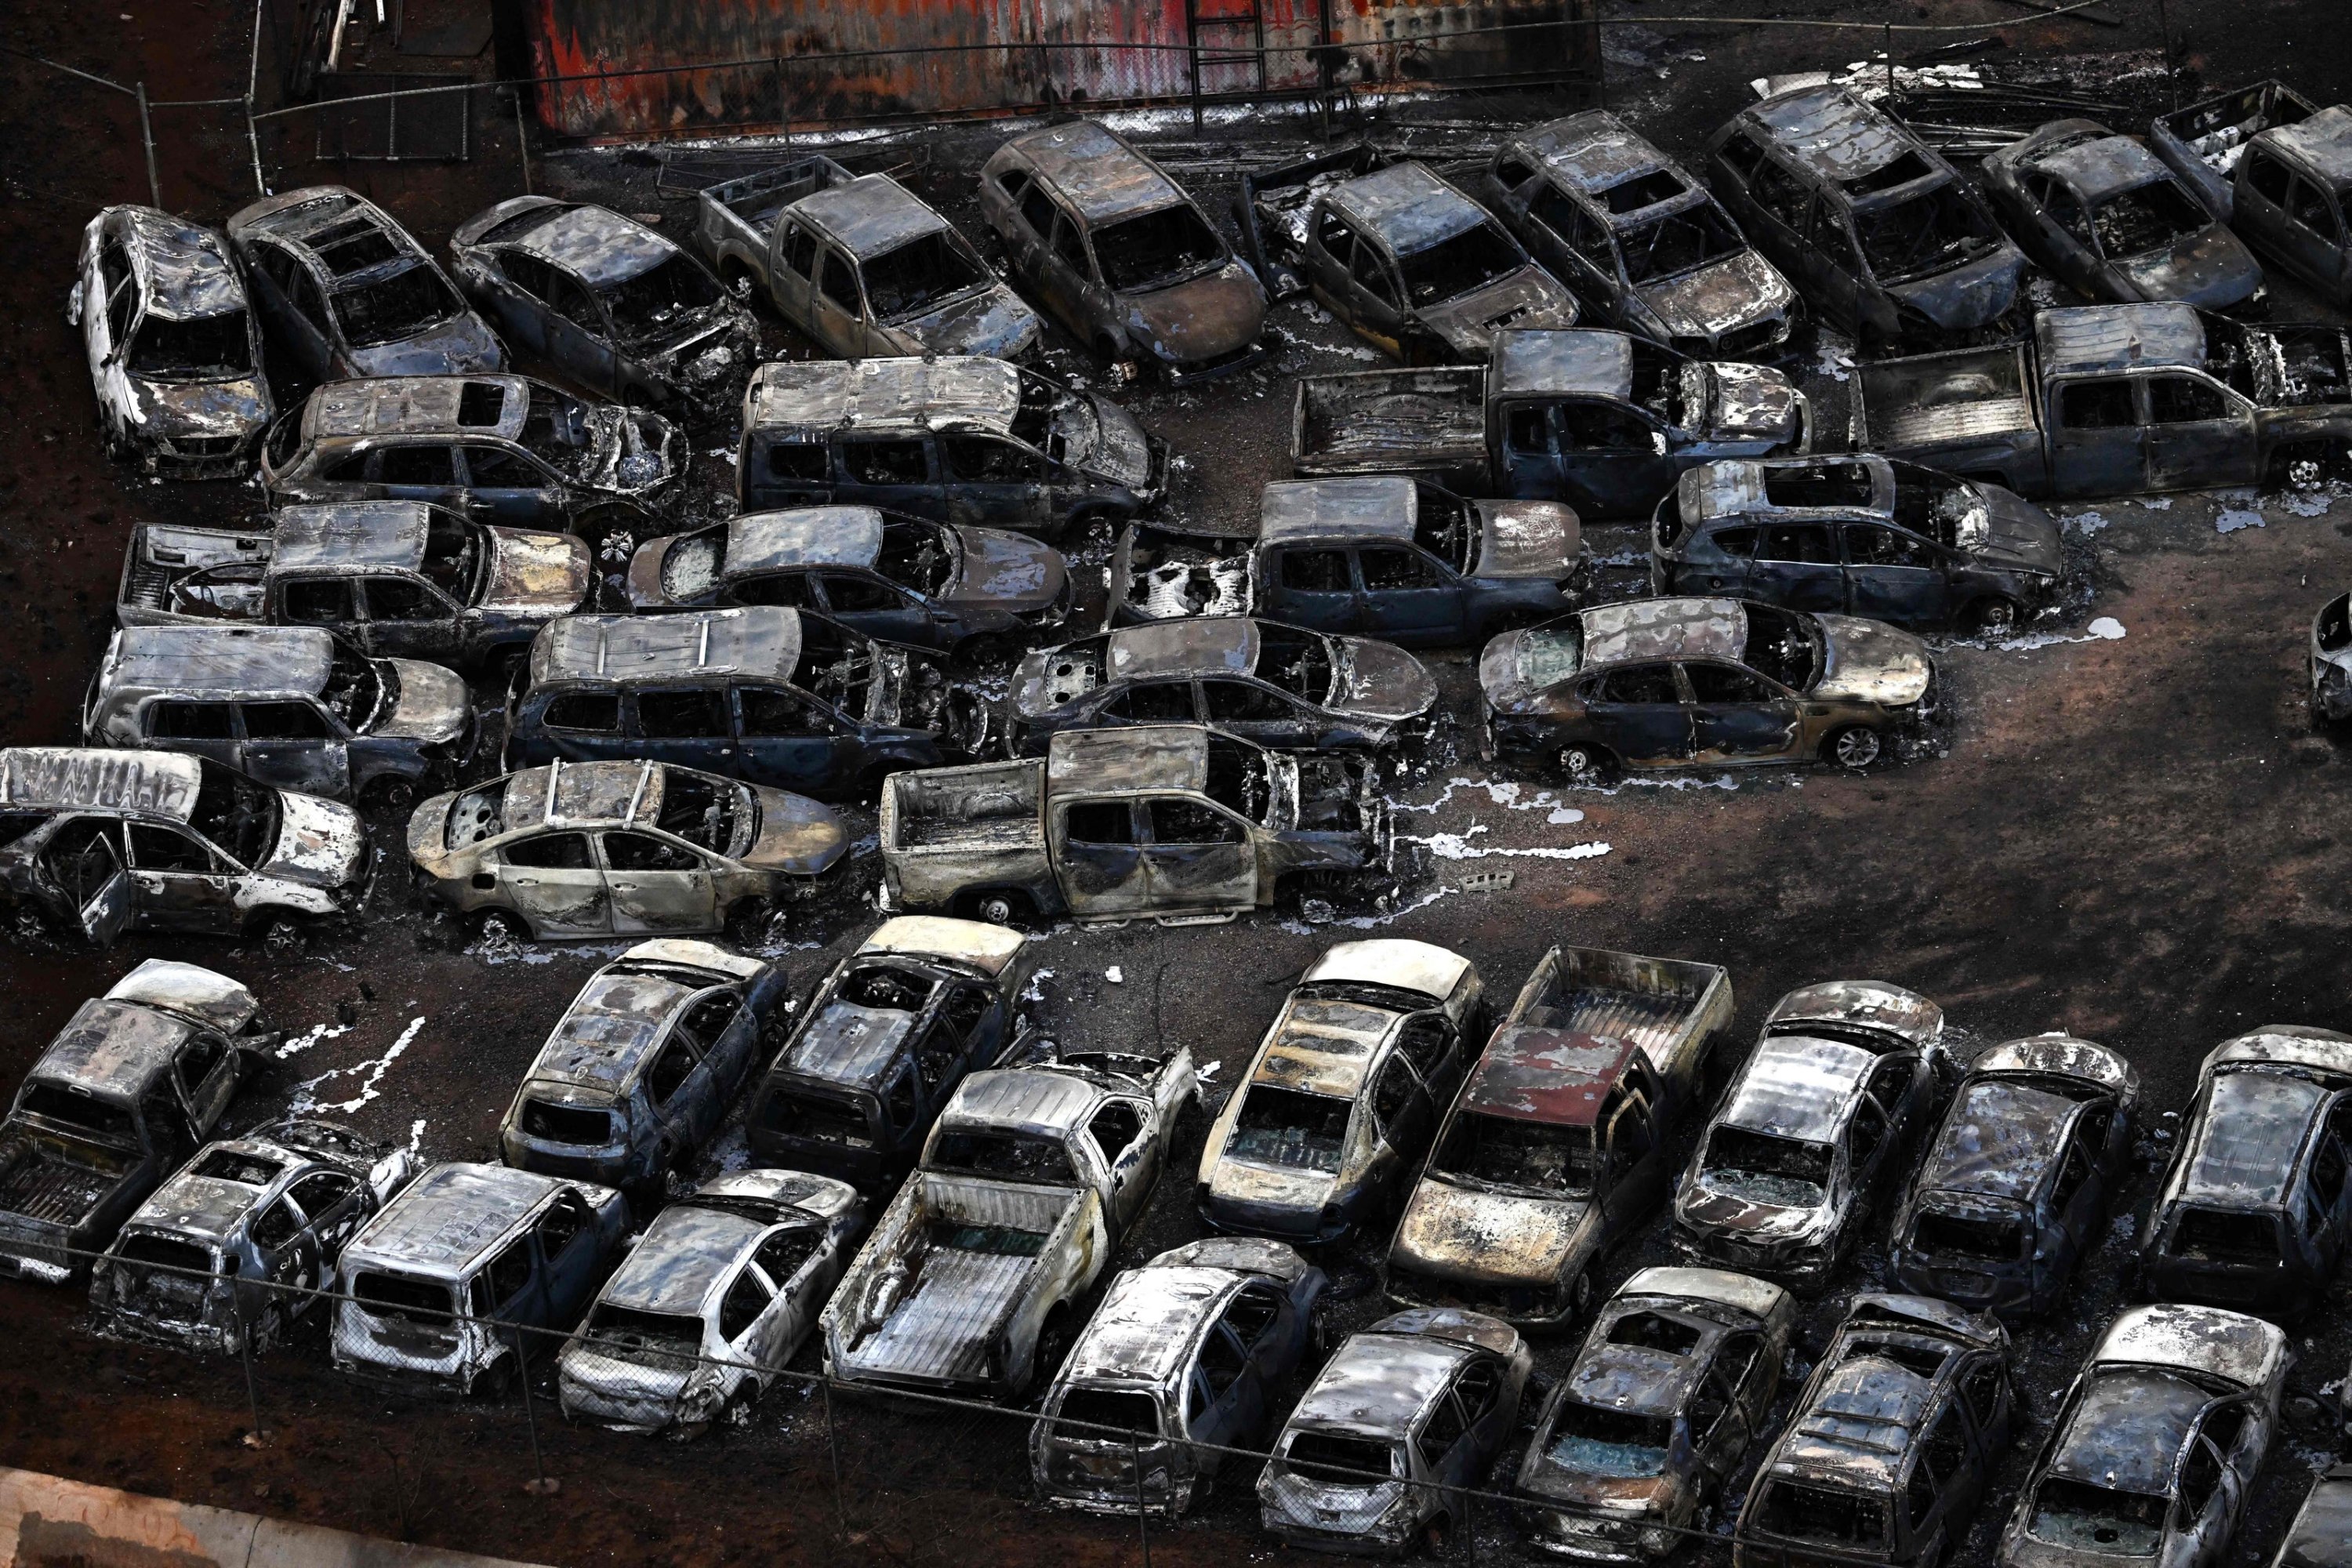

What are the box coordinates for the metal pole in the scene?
[238,1302,266,1446]
[512,89,532,194]
[1883,22,1894,102]
[136,82,162,207]
[245,100,267,195]
[1131,1431,1151,1568]
[824,1376,847,1537]
[2154,0,2177,108]
[516,1329,557,1494]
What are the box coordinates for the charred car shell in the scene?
[2232,105,2352,309]
[71,205,273,477]
[2310,587,2352,726]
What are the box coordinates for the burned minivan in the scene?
[1033,1237,1327,1515]
[1513,1267,1795,1563]
[450,197,753,414]
[499,939,791,1195]
[89,1118,414,1352]
[2140,1025,2352,1315]
[747,916,1030,1187]
[1891,1035,2139,1318]
[87,624,472,813]
[331,1161,629,1394]
[1196,941,1483,1244]
[71,205,273,476]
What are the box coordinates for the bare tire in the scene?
[1556,744,1613,786]
[1034,1306,1076,1383]
[1969,597,2021,634]
[1828,726,1883,771]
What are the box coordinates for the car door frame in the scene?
[1051,796,1152,918]
[34,814,136,945]
[2140,369,2261,491]
[235,698,354,799]
[125,818,241,931]
[1579,661,1694,767]
[496,827,615,935]
[1682,659,1802,762]
[1353,543,1465,645]
[2046,372,2150,499]
[599,826,721,933]
[1138,792,1258,914]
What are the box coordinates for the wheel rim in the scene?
[978,896,1015,925]
[1835,729,1881,769]
[1978,599,2018,632]
[1560,747,1597,782]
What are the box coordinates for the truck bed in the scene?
[118,524,270,621]
[695,155,855,265]
[0,1137,123,1227]
[2151,80,2317,219]
[883,762,1045,854]
[1516,988,1705,1062]
[1291,368,1486,477]
[1850,343,2038,456]
[1508,946,1734,1094]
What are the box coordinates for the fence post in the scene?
[823,1374,847,1537]
[511,87,532,194]
[238,1299,267,1447]
[1131,1431,1150,1568]
[135,82,162,207]
[516,1328,558,1495]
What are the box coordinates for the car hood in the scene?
[895,283,1044,361]
[1967,483,2063,572]
[745,786,851,875]
[374,660,471,743]
[1472,499,1581,580]
[1813,615,1933,706]
[946,527,1065,614]
[1886,242,2027,332]
[132,376,273,441]
[1697,361,1806,446]
[1123,261,1267,366]
[347,310,506,379]
[1419,267,1579,358]
[481,527,593,614]
[2114,225,2264,311]
[260,789,368,890]
[1329,637,1438,724]
[1635,250,1795,342]
[1394,1178,1592,1286]
[1678,1182,1832,1243]
[1207,1156,1334,1229]
[1058,394,1156,492]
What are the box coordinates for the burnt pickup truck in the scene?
[1294,328,1806,520]
[1850,301,2352,499]
[879,724,1391,927]
[819,1045,1194,1400]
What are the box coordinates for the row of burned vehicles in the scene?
[13,930,2352,1562]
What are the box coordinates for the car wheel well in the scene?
[958,887,1036,927]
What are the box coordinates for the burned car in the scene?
[1005,618,1437,757]
[735,354,1165,539]
[331,1161,630,1394]
[1482,113,1799,360]
[1705,85,2027,353]
[1033,1237,1328,1515]
[409,758,848,942]
[1385,945,1731,1326]
[1197,940,1482,1244]
[625,505,1072,658]
[1984,121,2263,310]
[499,940,792,1194]
[71,205,272,476]
[1479,597,1935,782]
[2147,79,2320,223]
[260,374,681,526]
[1733,1294,2016,1568]
[118,501,592,672]
[879,724,1392,927]
[697,155,1042,361]
[557,1169,864,1433]
[1258,1307,1533,1556]
[979,118,1267,382]
[89,1118,414,1352]
[2233,105,2352,309]
[504,607,980,802]
[227,186,503,379]
[87,624,471,813]
[1650,455,2063,633]
[1301,161,1579,365]
[1997,1304,2287,1568]
[450,197,753,414]
[1890,1035,2139,1318]
[2310,586,2352,728]
[746,916,1030,1188]
[0,747,368,946]
[2139,1025,2352,1315]
[1671,981,1947,1290]
[1513,1267,1795,1563]
[1112,476,1584,648]
[2270,1464,2352,1568]
[0,962,272,1283]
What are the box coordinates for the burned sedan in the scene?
[625,506,1072,658]
[1997,1304,2287,1568]
[227,187,503,379]
[1734,1294,2016,1568]
[409,758,848,942]
[2139,1025,2352,1315]
[87,624,471,813]
[89,1118,414,1352]
[1984,121,2263,310]
[979,118,1268,382]
[1259,1307,1533,1556]
[451,198,752,415]
[260,374,681,526]
[746,916,1030,1188]
[1890,1035,2139,1317]
[2232,106,2352,309]
[1006,619,1437,757]
[1197,941,1483,1244]
[557,1169,863,1433]
[1480,597,1935,782]
[1033,1237,1328,1515]
[499,940,791,1195]
[1651,456,2063,633]
[1705,85,2027,353]
[118,501,592,672]
[1672,981,1947,1290]
[1514,1267,1795,1563]
[1481,113,1799,360]
[331,1161,630,1394]
[71,205,272,476]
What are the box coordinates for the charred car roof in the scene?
[272,499,440,574]
[598,1202,771,1316]
[1762,980,1944,1052]
[1719,1036,1877,1144]
[230,187,423,270]
[106,206,245,320]
[796,175,953,258]
[1300,939,1473,1007]
[305,376,532,441]
[2092,1302,2287,1389]
[104,625,336,699]
[1106,619,1263,681]
[1510,112,1704,221]
[122,1120,377,1243]
[1326,162,1490,253]
[1743,85,1949,205]
[858,914,1025,976]
[480,761,734,837]
[2009,121,2183,202]
[1293,1329,1474,1436]
[721,507,890,576]
[1493,329,1639,402]
[998,120,1188,223]
[0,747,203,821]
[1768,1296,2002,1486]
[938,1067,1102,1141]
[529,607,801,688]
[2034,303,2207,378]
[524,964,726,1095]
[1458,1030,1639,1127]
[1682,456,1898,524]
[744,355,1024,435]
[505,202,677,288]
[2264,104,2352,185]
[1915,1078,2087,1205]
[31,965,254,1101]
[2202,1025,2352,1086]
[2173,1069,2328,1209]
[1580,597,1746,669]
[1259,476,1420,546]
[105,959,263,1034]
[1045,724,1232,797]
[347,1161,581,1275]
[1253,977,1430,1102]
[1065,1261,1263,1387]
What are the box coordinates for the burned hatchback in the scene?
[1891,1035,2139,1317]
[71,205,272,476]
[2140,1025,2352,1315]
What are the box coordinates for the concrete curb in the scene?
[0,1466,556,1568]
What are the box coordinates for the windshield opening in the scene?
[1284,1432,1398,1484]
[322,652,394,732]
[1912,1207,2027,1261]
[519,1098,615,1146]
[655,768,752,856]
[520,384,596,475]
[1617,205,1744,284]
[2091,179,2209,258]
[1010,371,1065,450]
[191,758,278,866]
[1700,1125,1833,1207]
[1228,1085,1350,1174]
[601,252,721,344]
[2028,1478,2167,1556]
[18,1084,136,1143]
[1257,626,1334,705]
[877,521,955,597]
[1760,1483,1886,1547]
[927,1129,1077,1185]
[791,617,877,717]
[1600,169,1690,214]
[335,263,463,348]
[352,1270,459,1326]
[308,216,405,276]
[1091,205,1225,293]
[1544,1403,1673,1478]
[130,310,252,379]
[862,230,989,320]
[1203,735,1275,823]
[1853,183,2002,283]
[1053,1387,1163,1441]
[1414,492,1479,573]
[1741,604,1820,690]
[421,510,485,601]
[836,963,935,1013]
[1435,1111,1593,1195]
[2169,1206,2280,1263]
[1397,220,1526,307]
[583,1303,705,1367]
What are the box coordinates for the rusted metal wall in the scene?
[525,0,1598,140]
